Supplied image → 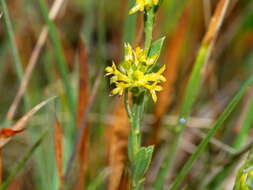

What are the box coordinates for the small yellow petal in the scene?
[112,86,124,95]
[124,43,133,62]
[129,4,141,14]
[157,64,166,74]
[150,90,157,102]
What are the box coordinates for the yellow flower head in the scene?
[129,0,159,14]
[105,43,166,102]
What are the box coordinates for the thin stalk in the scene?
[128,93,145,190]
[233,94,253,149]
[37,0,76,125]
[144,9,155,51]
[0,0,29,114]
[0,131,47,190]
[0,0,23,82]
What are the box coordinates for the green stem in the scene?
[127,92,145,190]
[144,8,155,51]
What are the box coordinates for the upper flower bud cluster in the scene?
[129,0,159,14]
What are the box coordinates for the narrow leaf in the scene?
[0,131,47,190]
[75,37,90,190]
[148,37,165,57]
[37,0,76,124]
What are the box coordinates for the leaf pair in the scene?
[132,146,154,186]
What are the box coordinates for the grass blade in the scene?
[150,9,189,145]
[233,87,253,149]
[75,38,90,190]
[6,0,65,121]
[37,0,76,124]
[169,76,253,190]
[153,1,231,189]
[87,169,110,190]
[0,131,48,190]
[0,0,29,116]
[54,117,64,190]
[0,0,23,83]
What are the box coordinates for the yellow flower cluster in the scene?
[105,43,166,102]
[129,0,159,14]
[238,171,253,190]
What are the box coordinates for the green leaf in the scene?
[133,146,154,181]
[148,37,166,57]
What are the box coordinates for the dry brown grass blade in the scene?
[0,96,56,148]
[107,99,130,190]
[74,38,90,190]
[148,9,189,145]
[54,117,64,190]
[202,0,230,46]
[6,0,65,121]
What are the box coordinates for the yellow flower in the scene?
[105,43,166,102]
[129,0,159,14]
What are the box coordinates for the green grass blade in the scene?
[153,45,208,190]
[0,0,29,113]
[37,0,76,123]
[87,169,109,190]
[233,93,253,149]
[0,0,23,82]
[153,0,231,188]
[0,131,48,190]
[169,76,253,190]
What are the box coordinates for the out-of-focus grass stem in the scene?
[37,0,76,126]
[0,0,29,116]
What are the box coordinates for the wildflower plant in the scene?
[105,0,165,189]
